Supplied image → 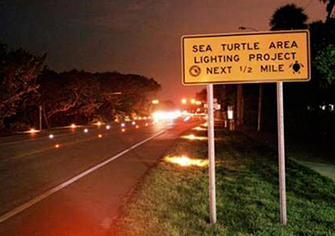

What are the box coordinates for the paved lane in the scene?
[0,117,202,235]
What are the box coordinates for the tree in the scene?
[95,72,160,121]
[37,70,101,127]
[270,4,308,30]
[319,0,335,21]
[0,44,45,128]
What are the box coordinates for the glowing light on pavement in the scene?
[121,123,125,127]
[98,134,103,138]
[132,121,136,125]
[71,124,76,128]
[97,122,102,126]
[193,126,207,131]
[28,128,39,134]
[49,134,54,139]
[106,125,110,130]
[145,123,149,126]
[135,125,139,129]
[181,134,207,141]
[121,128,126,132]
[84,128,89,133]
[55,144,60,148]
[165,155,208,167]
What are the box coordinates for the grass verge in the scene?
[114,127,335,236]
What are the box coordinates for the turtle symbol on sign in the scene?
[289,61,304,74]
[189,65,201,77]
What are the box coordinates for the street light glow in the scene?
[49,134,54,139]
[181,98,187,104]
[190,98,196,104]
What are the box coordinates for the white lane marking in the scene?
[0,130,166,224]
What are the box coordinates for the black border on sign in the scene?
[181,30,311,86]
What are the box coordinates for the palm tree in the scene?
[270,4,308,30]
[319,0,335,21]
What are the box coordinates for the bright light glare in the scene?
[121,128,126,132]
[97,121,102,126]
[165,155,208,167]
[71,124,76,128]
[195,101,202,105]
[190,98,196,104]
[84,128,89,133]
[55,144,60,148]
[181,98,187,104]
[181,134,207,141]
[152,99,159,104]
[106,125,110,130]
[132,121,136,125]
[98,134,103,138]
[152,111,181,121]
[183,116,190,122]
[121,123,125,127]
[135,125,139,129]
[49,134,54,139]
[145,123,149,126]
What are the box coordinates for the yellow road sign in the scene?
[182,30,310,85]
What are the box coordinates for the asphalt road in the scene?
[0,117,203,236]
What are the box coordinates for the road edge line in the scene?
[0,130,166,224]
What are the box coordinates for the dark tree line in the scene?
[0,44,161,131]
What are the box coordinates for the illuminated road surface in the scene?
[0,117,202,236]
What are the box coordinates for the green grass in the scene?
[115,128,335,236]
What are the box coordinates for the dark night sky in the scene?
[0,0,326,103]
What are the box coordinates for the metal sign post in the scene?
[277,82,287,225]
[207,84,217,224]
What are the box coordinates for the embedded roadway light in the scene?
[55,144,60,148]
[84,128,88,133]
[98,134,103,138]
[164,155,208,167]
[121,123,125,127]
[106,125,110,130]
[71,124,76,128]
[132,121,136,125]
[152,99,159,104]
[29,128,38,133]
[49,134,54,139]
